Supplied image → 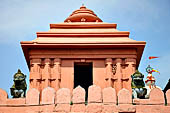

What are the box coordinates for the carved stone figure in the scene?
[131,70,147,99]
[10,69,27,98]
[112,64,117,75]
[145,65,161,98]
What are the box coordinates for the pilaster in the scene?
[114,58,123,94]
[41,58,51,89]
[124,58,136,92]
[29,58,41,90]
[105,58,113,87]
[50,58,61,91]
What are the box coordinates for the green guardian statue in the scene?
[10,69,27,98]
[131,70,147,99]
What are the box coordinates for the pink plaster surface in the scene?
[0,88,7,104]
[0,86,169,113]
[149,88,164,105]
[88,85,102,103]
[41,87,55,104]
[55,104,71,112]
[102,104,117,113]
[71,104,86,112]
[56,88,71,104]
[118,88,132,104]
[135,105,167,113]
[86,103,102,113]
[6,98,25,105]
[166,89,170,106]
[26,88,40,105]
[117,104,136,113]
[133,98,150,105]
[72,86,85,104]
[102,87,116,104]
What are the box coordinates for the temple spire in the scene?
[64,5,102,22]
[80,4,86,9]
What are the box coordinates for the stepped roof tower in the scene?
[21,5,146,94]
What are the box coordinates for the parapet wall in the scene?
[0,85,170,113]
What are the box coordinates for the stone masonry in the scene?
[0,86,170,113]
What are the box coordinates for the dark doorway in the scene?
[74,62,93,100]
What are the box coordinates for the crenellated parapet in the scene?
[0,86,170,113]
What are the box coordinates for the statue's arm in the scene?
[131,81,136,88]
[10,84,15,96]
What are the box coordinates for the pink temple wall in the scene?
[28,48,137,94]
[0,86,170,113]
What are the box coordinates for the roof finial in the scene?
[80,3,86,9]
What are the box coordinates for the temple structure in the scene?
[21,5,146,94]
[1,5,170,113]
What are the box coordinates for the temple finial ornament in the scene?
[10,69,27,98]
[64,5,103,22]
[145,65,159,89]
[145,65,161,98]
[80,4,86,9]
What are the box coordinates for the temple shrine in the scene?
[1,5,170,113]
[21,5,146,94]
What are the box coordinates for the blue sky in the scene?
[0,0,170,96]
